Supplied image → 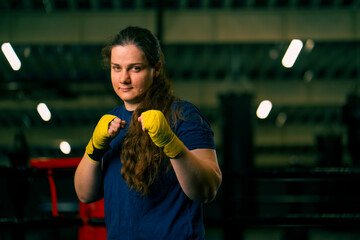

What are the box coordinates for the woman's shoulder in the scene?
[172,99,199,113]
[172,99,209,124]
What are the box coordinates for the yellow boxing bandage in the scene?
[141,110,185,159]
[86,114,117,162]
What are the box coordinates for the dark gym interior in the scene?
[1,0,360,239]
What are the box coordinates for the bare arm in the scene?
[74,116,126,203]
[138,110,222,203]
[74,154,104,203]
[170,148,222,203]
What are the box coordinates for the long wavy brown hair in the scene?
[101,26,180,195]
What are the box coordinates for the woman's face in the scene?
[110,44,155,111]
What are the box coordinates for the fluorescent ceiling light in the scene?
[282,39,303,68]
[60,141,71,154]
[1,42,21,71]
[256,100,272,119]
[37,103,51,121]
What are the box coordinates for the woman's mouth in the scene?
[120,87,132,92]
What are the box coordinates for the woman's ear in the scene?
[154,62,162,78]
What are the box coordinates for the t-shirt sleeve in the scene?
[174,102,216,151]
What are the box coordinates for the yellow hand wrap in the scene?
[86,114,117,162]
[141,110,185,159]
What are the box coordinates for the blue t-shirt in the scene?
[102,100,215,240]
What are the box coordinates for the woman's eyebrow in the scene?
[111,62,144,66]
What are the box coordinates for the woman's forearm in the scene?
[170,148,222,203]
[74,154,104,203]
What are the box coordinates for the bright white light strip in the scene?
[37,103,51,121]
[60,141,71,154]
[282,39,303,68]
[256,100,272,119]
[1,42,21,71]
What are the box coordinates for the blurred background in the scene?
[1,0,360,239]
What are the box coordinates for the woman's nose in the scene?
[120,70,130,83]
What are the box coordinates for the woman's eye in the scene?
[112,66,120,71]
[132,66,141,72]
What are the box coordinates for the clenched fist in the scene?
[86,114,126,162]
[138,110,185,158]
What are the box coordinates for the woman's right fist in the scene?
[86,114,125,162]
[108,117,127,139]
